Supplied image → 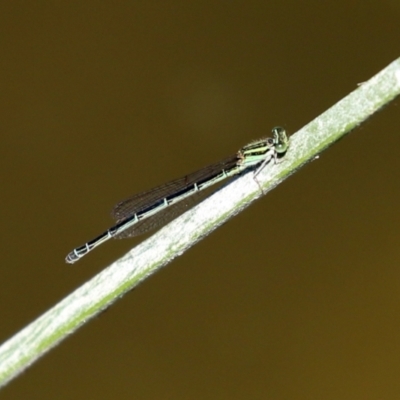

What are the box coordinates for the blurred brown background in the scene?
[1,1,400,399]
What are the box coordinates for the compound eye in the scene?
[275,143,287,154]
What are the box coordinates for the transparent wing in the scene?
[114,190,209,238]
[111,154,238,223]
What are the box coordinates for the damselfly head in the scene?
[271,126,289,155]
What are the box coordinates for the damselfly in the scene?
[66,127,289,263]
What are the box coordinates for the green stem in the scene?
[0,58,399,389]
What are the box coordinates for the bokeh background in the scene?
[1,1,400,399]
